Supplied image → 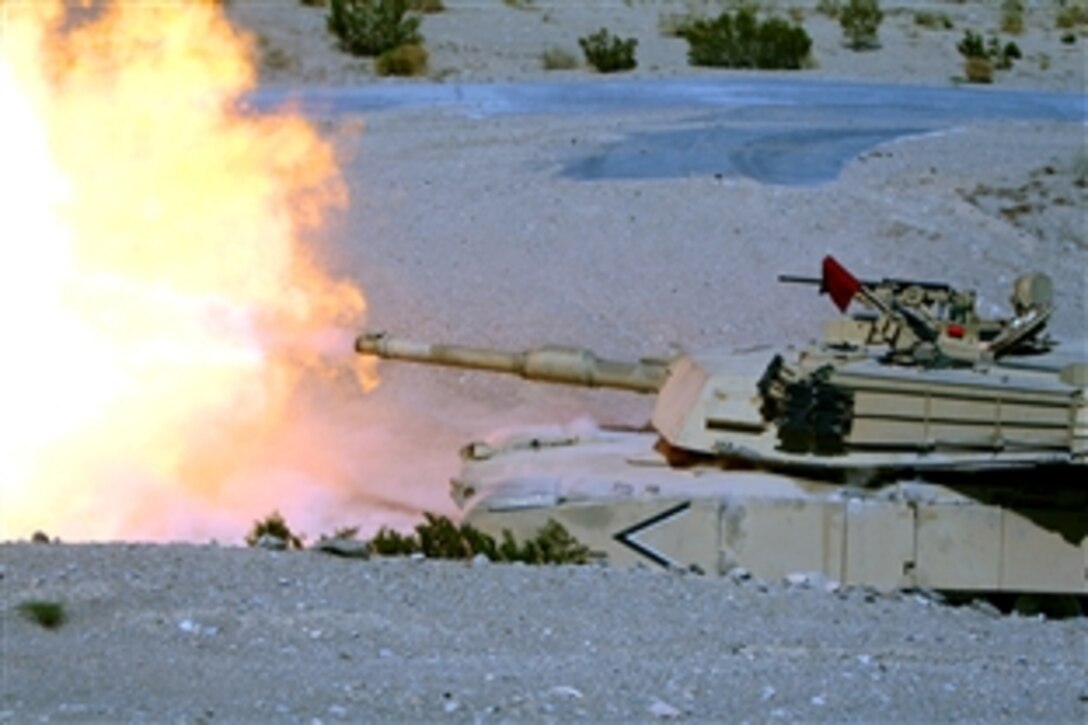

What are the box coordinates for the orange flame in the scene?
[0,0,378,540]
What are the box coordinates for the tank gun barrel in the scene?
[777,273,953,295]
[356,332,670,393]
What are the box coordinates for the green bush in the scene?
[840,0,883,50]
[407,0,444,11]
[957,30,1019,82]
[957,29,986,59]
[541,46,579,70]
[17,600,67,630]
[376,43,428,75]
[327,0,422,57]
[579,28,638,73]
[368,513,591,565]
[685,9,812,70]
[245,510,304,549]
[990,37,1021,69]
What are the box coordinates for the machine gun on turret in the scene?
[780,256,1053,366]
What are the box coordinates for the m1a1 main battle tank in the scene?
[356,257,1086,596]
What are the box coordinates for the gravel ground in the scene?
[2,542,1086,723]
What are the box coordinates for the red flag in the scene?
[822,255,861,313]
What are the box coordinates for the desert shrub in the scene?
[1056,2,1088,29]
[578,28,638,73]
[17,600,67,630]
[914,11,952,30]
[788,6,805,23]
[376,43,428,75]
[990,37,1020,69]
[1061,30,1077,43]
[368,513,590,564]
[958,29,1020,78]
[245,510,304,549]
[816,0,841,18]
[957,29,986,59]
[1000,0,1025,35]
[300,0,327,7]
[327,0,422,57]
[840,0,883,50]
[685,9,812,70]
[541,46,579,70]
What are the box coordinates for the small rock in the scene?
[727,567,751,583]
[911,587,946,606]
[409,552,426,561]
[314,537,370,559]
[442,699,460,714]
[760,685,776,702]
[178,619,199,634]
[785,572,810,587]
[379,648,394,658]
[969,598,1003,618]
[811,695,826,706]
[548,685,584,700]
[327,704,347,718]
[472,553,490,566]
[256,534,287,551]
[647,698,681,719]
[785,571,837,590]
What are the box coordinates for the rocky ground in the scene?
[2,542,1086,722]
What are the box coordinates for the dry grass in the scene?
[376,43,429,76]
[964,56,993,84]
[541,46,579,70]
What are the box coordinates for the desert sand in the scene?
[2,1,1086,721]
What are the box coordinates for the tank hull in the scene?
[455,426,1088,594]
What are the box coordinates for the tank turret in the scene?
[357,257,1086,474]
